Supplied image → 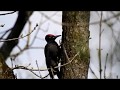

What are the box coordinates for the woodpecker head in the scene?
[45,34,61,42]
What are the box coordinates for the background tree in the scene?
[0,11,33,79]
[61,11,90,79]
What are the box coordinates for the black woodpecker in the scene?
[44,34,61,79]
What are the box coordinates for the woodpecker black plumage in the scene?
[44,34,61,79]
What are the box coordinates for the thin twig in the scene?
[12,51,79,71]
[0,29,12,40]
[26,63,31,68]
[42,74,49,79]
[98,11,103,79]
[0,28,11,34]
[90,12,120,25]
[36,60,42,78]
[104,53,108,79]
[0,23,38,42]
[0,11,17,16]
[40,12,76,27]
[40,12,60,25]
[11,51,79,79]
[26,20,31,47]
[10,57,14,69]
[89,66,98,79]
[13,65,43,78]
[50,67,54,79]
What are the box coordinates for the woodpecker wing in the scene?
[45,42,60,66]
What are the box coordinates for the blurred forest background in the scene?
[0,11,120,79]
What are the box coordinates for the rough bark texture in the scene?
[0,11,33,79]
[61,11,90,79]
[0,53,15,79]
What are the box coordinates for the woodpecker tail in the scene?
[48,67,61,79]
[56,69,61,79]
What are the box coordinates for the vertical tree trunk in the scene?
[61,11,90,79]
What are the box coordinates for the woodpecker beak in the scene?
[55,35,61,38]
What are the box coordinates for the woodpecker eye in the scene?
[49,36,55,39]
[49,36,52,39]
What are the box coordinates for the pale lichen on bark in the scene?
[61,11,90,79]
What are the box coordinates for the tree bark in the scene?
[61,11,90,79]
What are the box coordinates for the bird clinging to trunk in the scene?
[44,34,61,79]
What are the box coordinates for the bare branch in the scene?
[0,11,17,16]
[0,23,38,42]
[89,66,98,79]
[104,53,108,79]
[36,60,42,78]
[98,11,103,79]
[90,12,120,25]
[12,51,79,72]
[0,29,11,40]
[40,11,61,25]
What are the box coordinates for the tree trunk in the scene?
[0,53,15,79]
[61,11,90,79]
